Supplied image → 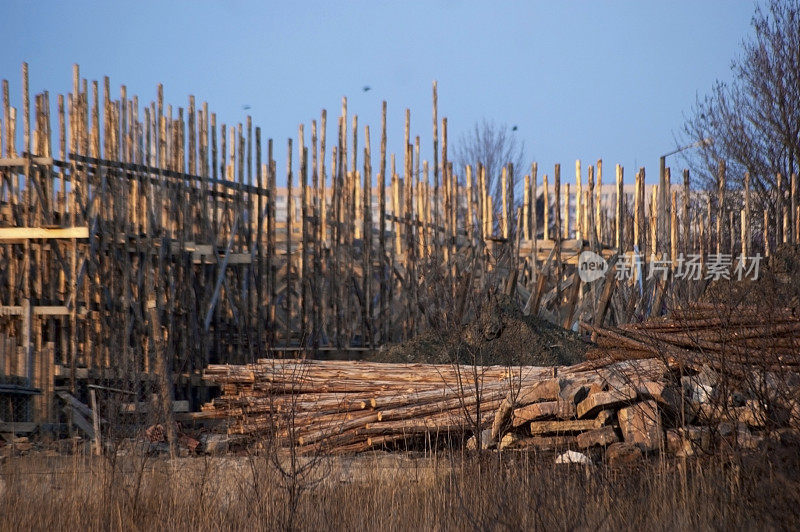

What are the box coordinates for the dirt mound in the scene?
[369,295,589,366]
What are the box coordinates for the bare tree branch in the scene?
[682,0,800,216]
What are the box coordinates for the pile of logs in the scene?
[203,359,558,453]
[581,303,800,372]
[201,357,665,454]
[201,304,800,457]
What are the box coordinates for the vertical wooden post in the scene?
[776,173,783,246]
[531,163,538,238]
[501,165,509,239]
[764,208,770,257]
[683,169,690,255]
[379,102,387,342]
[21,298,31,384]
[531,163,538,289]
[634,168,643,252]
[90,389,101,456]
[615,164,623,251]
[363,124,373,347]
[523,173,530,240]
[22,62,30,156]
[424,161,432,255]
[563,183,571,239]
[480,165,489,239]
[587,166,595,249]
[299,125,308,342]
[3,78,11,156]
[792,172,798,244]
[432,82,439,262]
[595,159,603,245]
[650,186,658,257]
[743,171,750,258]
[716,161,725,254]
[740,209,747,260]
[543,174,550,241]
[467,165,476,241]
[392,155,401,256]
[320,110,328,246]
[704,197,712,269]
[575,160,582,242]
[414,137,423,259]
[553,164,562,317]
[783,208,789,244]
[671,190,678,267]
[286,138,293,345]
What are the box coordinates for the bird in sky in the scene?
[362,86,371,92]
[242,104,251,110]
[512,125,518,131]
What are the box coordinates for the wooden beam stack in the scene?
[582,303,800,372]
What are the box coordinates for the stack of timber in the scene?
[203,311,800,457]
[202,359,543,453]
[201,357,668,454]
[581,303,800,372]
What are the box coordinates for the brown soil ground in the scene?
[368,295,589,366]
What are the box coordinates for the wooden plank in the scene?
[56,390,93,419]
[0,422,36,433]
[0,156,55,167]
[0,226,88,240]
[119,400,190,413]
[7,305,70,316]
[529,418,599,436]
[61,406,94,439]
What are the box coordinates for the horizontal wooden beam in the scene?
[0,305,87,317]
[0,422,37,433]
[0,226,89,241]
[119,400,190,414]
[0,384,41,395]
[0,156,54,167]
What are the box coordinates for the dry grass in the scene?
[2,446,799,531]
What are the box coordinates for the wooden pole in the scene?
[670,189,678,268]
[776,173,783,246]
[743,171,750,258]
[564,183,571,240]
[553,164,562,318]
[363,124,373,347]
[615,164,623,251]
[683,169,691,256]
[634,168,643,253]
[543,174,549,241]
[587,166,595,249]
[792,172,798,244]
[575,160,582,241]
[595,159,602,245]
[379,102,387,342]
[501,165,509,239]
[523,173,530,240]
[716,161,725,254]
[740,209,746,260]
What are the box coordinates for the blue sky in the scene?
[1,1,756,185]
